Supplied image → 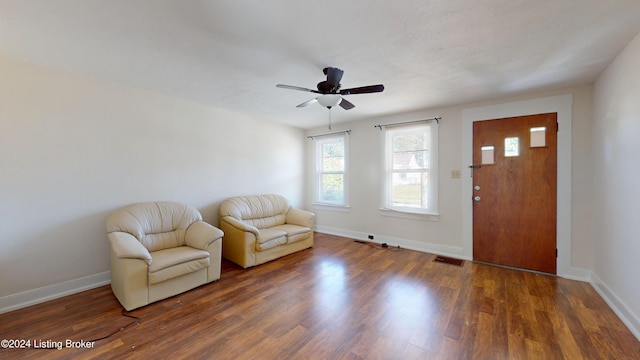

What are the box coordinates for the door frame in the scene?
[462,94,575,278]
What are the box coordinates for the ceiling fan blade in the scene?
[339,98,355,110]
[296,98,318,108]
[339,84,385,95]
[276,84,320,93]
[324,67,344,86]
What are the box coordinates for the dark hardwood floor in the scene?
[1,233,639,359]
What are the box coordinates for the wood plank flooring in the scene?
[1,233,639,359]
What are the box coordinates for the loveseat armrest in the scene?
[286,207,315,228]
[185,221,224,250]
[220,216,260,237]
[108,232,152,265]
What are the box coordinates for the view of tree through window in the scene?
[387,124,431,211]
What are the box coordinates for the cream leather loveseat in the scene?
[219,194,314,268]
[106,201,223,310]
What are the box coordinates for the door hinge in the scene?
[557,122,559,132]
[556,248,558,258]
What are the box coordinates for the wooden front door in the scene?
[472,113,557,274]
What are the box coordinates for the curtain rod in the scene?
[374,117,441,130]
[307,129,351,139]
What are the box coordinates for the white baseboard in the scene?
[0,272,111,314]
[559,266,592,282]
[315,225,469,260]
[590,272,640,341]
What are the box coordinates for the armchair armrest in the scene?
[185,221,224,250]
[286,207,315,228]
[220,216,260,237]
[108,232,152,265]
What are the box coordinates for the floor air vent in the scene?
[434,256,464,267]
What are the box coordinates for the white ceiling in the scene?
[2,1,640,129]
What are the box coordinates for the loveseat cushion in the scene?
[256,228,287,251]
[220,194,288,229]
[148,246,210,284]
[270,224,312,244]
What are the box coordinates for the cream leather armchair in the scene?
[106,201,223,310]
[220,194,314,268]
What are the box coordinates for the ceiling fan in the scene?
[276,67,384,110]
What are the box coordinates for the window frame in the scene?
[313,133,349,207]
[380,121,438,216]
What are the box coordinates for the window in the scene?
[314,133,348,206]
[504,137,520,157]
[382,122,438,215]
[481,145,495,164]
[530,127,546,147]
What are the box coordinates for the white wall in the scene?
[306,85,595,274]
[0,56,305,311]
[592,31,640,338]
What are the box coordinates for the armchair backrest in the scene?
[220,194,290,229]
[106,201,202,252]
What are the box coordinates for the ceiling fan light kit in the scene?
[317,94,342,108]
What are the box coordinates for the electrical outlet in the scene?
[451,170,461,179]
[368,235,374,240]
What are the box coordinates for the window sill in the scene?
[313,203,351,213]
[379,208,440,221]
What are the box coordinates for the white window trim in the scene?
[379,207,439,221]
[313,133,349,208]
[379,121,439,216]
[313,203,351,213]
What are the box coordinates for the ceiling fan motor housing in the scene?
[317,67,344,93]
[317,81,340,93]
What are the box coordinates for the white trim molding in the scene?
[0,272,111,314]
[315,225,467,260]
[591,272,640,341]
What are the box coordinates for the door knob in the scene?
[474,196,481,202]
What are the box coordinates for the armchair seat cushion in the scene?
[148,246,210,284]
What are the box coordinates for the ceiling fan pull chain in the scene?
[328,108,332,130]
